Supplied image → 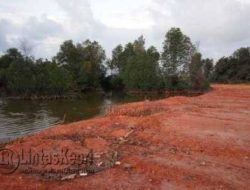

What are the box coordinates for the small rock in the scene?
[200,161,206,166]
[124,130,134,138]
[244,156,249,160]
[118,137,125,141]
[115,161,121,165]
[79,172,88,177]
[118,137,128,144]
[61,174,76,181]
[97,162,103,167]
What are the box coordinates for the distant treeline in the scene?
[212,47,250,83]
[0,27,248,97]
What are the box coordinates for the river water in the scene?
[0,93,166,143]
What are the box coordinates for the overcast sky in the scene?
[0,0,250,60]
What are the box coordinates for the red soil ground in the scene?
[0,84,249,190]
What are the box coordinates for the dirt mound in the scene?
[0,84,250,189]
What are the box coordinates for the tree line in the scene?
[0,27,248,97]
[212,47,250,83]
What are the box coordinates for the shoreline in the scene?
[1,89,209,101]
[1,84,250,189]
[0,89,209,145]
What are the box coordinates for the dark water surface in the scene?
[0,93,166,143]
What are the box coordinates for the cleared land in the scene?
[0,84,250,190]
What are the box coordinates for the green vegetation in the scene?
[161,27,196,90]
[54,40,106,91]
[106,28,212,91]
[2,27,248,97]
[0,49,72,96]
[105,36,163,91]
[189,53,209,90]
[212,47,250,83]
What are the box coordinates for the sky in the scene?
[0,0,250,60]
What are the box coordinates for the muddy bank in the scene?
[0,84,250,190]
[2,88,208,101]
[3,94,82,100]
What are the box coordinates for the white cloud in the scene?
[90,0,154,29]
[149,0,250,58]
[0,0,249,60]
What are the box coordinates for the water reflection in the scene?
[0,93,166,142]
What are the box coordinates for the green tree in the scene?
[34,59,73,95]
[79,40,106,89]
[213,47,250,83]
[54,40,106,90]
[109,44,123,74]
[46,62,73,95]
[161,28,195,76]
[120,36,162,91]
[118,43,135,74]
[6,57,36,95]
[202,58,213,80]
[189,53,207,89]
[232,48,250,81]
[34,59,51,94]
[54,40,82,84]
[0,48,23,90]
